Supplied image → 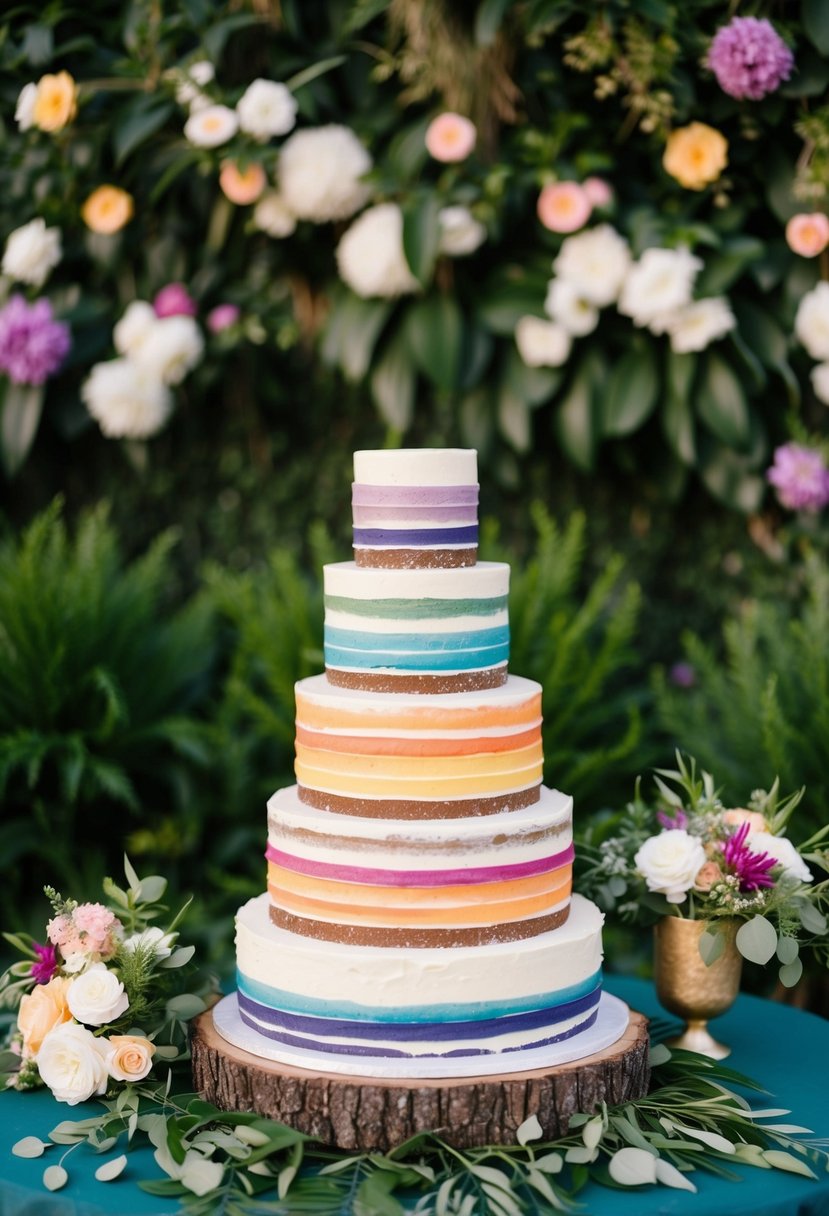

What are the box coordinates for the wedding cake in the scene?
[228,449,613,1079]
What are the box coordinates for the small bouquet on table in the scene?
[578,754,829,1057]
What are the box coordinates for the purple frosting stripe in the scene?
[353,526,478,546]
[352,484,479,508]
[352,504,478,525]
[265,842,575,887]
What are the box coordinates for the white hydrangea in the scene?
[236,79,297,141]
[438,206,486,257]
[810,361,829,404]
[81,360,173,439]
[515,316,572,368]
[278,125,372,223]
[113,301,157,358]
[2,217,62,288]
[184,104,238,148]
[544,277,599,337]
[15,82,37,131]
[336,203,420,299]
[663,297,736,353]
[634,829,707,904]
[618,246,702,330]
[795,281,829,361]
[253,191,297,238]
[552,224,631,307]
[131,315,204,386]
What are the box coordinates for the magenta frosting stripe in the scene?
[352,484,479,508]
[265,842,575,887]
[352,504,478,525]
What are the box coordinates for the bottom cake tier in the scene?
[233,891,607,1078]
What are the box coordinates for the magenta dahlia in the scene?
[0,294,70,385]
[722,822,776,892]
[708,16,794,101]
[30,942,58,985]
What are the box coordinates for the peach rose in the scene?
[17,976,73,1057]
[663,122,728,190]
[33,71,77,132]
[537,182,592,234]
[219,160,267,205]
[425,112,476,163]
[723,808,768,833]
[105,1034,155,1082]
[82,186,134,235]
[786,213,829,259]
[693,860,723,892]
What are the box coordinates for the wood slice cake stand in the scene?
[191,1000,650,1152]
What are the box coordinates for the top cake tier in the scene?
[352,448,479,569]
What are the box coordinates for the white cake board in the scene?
[212,990,631,1080]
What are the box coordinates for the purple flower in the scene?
[206,303,240,333]
[0,294,71,385]
[669,662,696,689]
[766,443,829,513]
[722,822,776,892]
[153,282,197,318]
[708,17,794,101]
[30,942,58,985]
[657,807,688,830]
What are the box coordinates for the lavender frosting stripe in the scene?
[352,484,479,508]
[353,526,478,546]
[352,505,479,525]
[265,843,575,887]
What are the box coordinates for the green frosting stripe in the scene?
[325,595,508,620]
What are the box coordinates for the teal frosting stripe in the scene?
[236,969,602,1024]
[325,595,508,620]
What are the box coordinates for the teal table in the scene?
[2,977,829,1215]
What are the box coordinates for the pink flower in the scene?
[207,303,240,333]
[219,160,267,205]
[153,282,197,318]
[30,942,58,985]
[537,182,592,234]
[656,807,688,831]
[708,16,794,101]
[722,822,776,892]
[693,860,722,892]
[766,443,829,513]
[0,294,70,385]
[668,661,696,688]
[46,914,83,955]
[786,213,829,259]
[425,112,476,163]
[583,176,613,208]
[723,809,767,833]
[47,904,122,961]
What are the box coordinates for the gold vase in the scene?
[653,917,742,1059]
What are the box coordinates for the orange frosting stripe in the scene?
[295,692,542,733]
[294,724,541,757]
[295,741,541,779]
[294,761,544,798]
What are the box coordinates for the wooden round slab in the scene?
[190,1005,650,1151]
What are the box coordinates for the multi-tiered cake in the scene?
[226,449,616,1079]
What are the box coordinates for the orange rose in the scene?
[33,71,77,132]
[82,186,134,235]
[17,976,73,1057]
[663,122,728,191]
[105,1034,155,1081]
[723,808,767,833]
[219,160,267,205]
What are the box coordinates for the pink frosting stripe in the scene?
[352,484,478,508]
[265,842,575,887]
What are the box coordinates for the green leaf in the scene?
[516,1114,543,1145]
[554,357,598,470]
[12,1137,48,1158]
[404,296,463,391]
[694,238,764,295]
[798,902,828,935]
[654,1159,697,1192]
[497,388,531,452]
[503,345,561,406]
[322,294,393,382]
[608,1146,657,1186]
[159,945,195,969]
[285,55,346,94]
[736,914,778,965]
[803,0,829,54]
[370,331,416,432]
[1,383,44,478]
[698,926,725,965]
[166,993,208,1019]
[698,443,766,513]
[776,936,799,965]
[696,353,750,448]
[44,1165,68,1191]
[762,1150,818,1179]
[778,957,803,988]
[203,14,260,59]
[601,347,659,437]
[137,875,167,903]
[113,100,174,167]
[402,192,441,287]
[477,282,545,336]
[475,0,514,45]
[95,1155,128,1182]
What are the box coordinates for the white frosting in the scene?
[353,448,477,486]
[297,672,539,715]
[324,561,508,601]
[236,892,603,1008]
[325,608,509,635]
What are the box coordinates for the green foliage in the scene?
[653,554,829,840]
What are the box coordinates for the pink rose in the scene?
[785,213,829,259]
[693,860,723,892]
[537,182,592,234]
[207,303,240,333]
[425,112,476,163]
[153,282,197,318]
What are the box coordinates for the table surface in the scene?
[1,976,828,1216]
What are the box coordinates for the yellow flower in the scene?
[82,186,134,235]
[105,1034,155,1081]
[17,976,73,1057]
[32,71,77,132]
[663,122,728,191]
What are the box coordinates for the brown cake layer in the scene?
[354,547,477,569]
[296,783,542,819]
[325,664,508,694]
[269,904,570,946]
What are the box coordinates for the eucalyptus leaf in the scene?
[516,1113,543,1145]
[654,1158,697,1192]
[601,347,659,437]
[698,926,725,966]
[159,945,196,969]
[797,902,827,935]
[137,875,167,903]
[762,1150,818,1179]
[736,915,778,965]
[608,1146,657,1186]
[12,1136,48,1158]
[776,936,799,965]
[43,1165,69,1191]
[778,957,803,988]
[166,993,208,1019]
[95,1154,128,1181]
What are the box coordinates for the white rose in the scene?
[122,926,175,960]
[37,1022,109,1105]
[236,79,297,141]
[438,206,487,257]
[544,277,599,337]
[336,203,420,299]
[664,297,736,353]
[253,191,297,238]
[618,247,702,329]
[15,82,38,131]
[132,315,203,385]
[66,962,129,1026]
[278,125,372,223]
[553,224,631,307]
[795,281,829,361]
[634,829,707,904]
[171,60,215,110]
[515,315,572,368]
[811,361,829,404]
[746,833,813,884]
[2,217,62,288]
[113,300,157,358]
[81,359,173,439]
[184,104,238,148]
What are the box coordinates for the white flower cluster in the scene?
[516,224,737,368]
[794,281,829,405]
[179,62,297,149]
[81,301,203,439]
[336,202,419,299]
[1,217,62,288]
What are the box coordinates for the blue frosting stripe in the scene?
[353,526,478,546]
[236,968,602,1023]
[324,624,509,654]
[323,643,510,671]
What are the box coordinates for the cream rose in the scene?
[17,977,73,1057]
[746,833,813,884]
[37,1022,109,1104]
[105,1034,155,1082]
[66,962,129,1026]
[634,829,707,904]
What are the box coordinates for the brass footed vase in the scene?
[653,916,742,1060]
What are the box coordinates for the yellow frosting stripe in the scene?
[295,741,542,779]
[294,762,543,798]
[295,691,542,733]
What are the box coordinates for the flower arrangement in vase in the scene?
[578,754,829,1057]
